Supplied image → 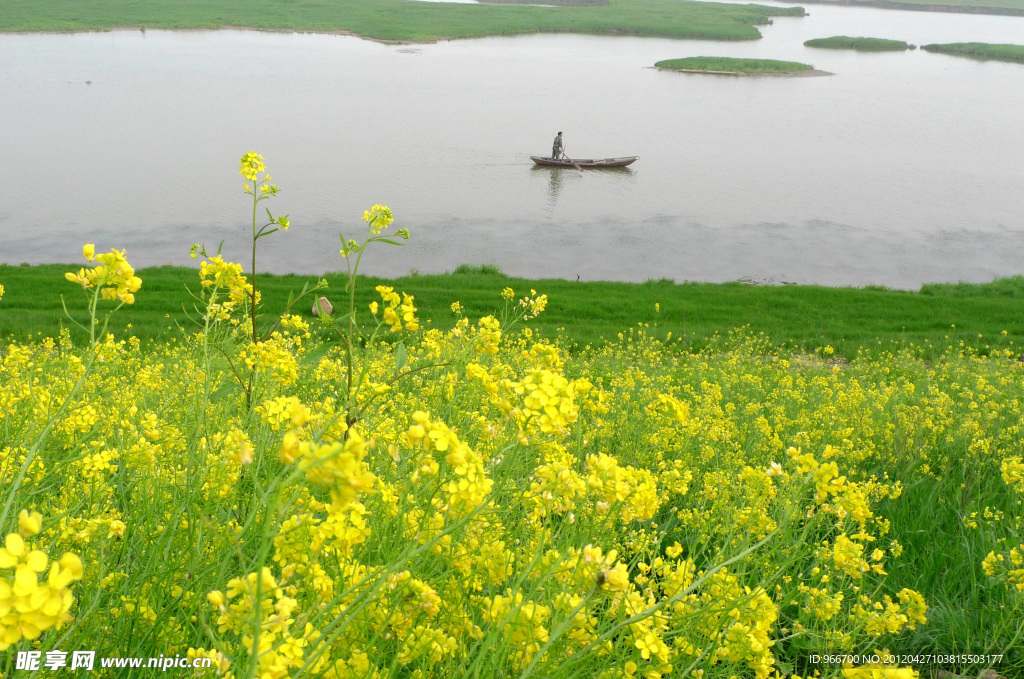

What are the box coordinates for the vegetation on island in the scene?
[0,0,804,42]
[804,36,913,51]
[1,152,1022,679]
[655,56,814,74]
[922,42,1024,63]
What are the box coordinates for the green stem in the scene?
[344,245,355,403]
[251,182,258,347]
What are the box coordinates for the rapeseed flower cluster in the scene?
[373,285,419,332]
[0,516,83,650]
[362,204,394,233]
[983,457,1024,593]
[64,244,142,304]
[196,253,257,320]
[239,152,286,223]
[239,151,266,181]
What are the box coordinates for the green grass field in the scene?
[655,56,814,73]
[0,0,804,42]
[922,42,1024,63]
[4,263,1024,360]
[804,35,912,51]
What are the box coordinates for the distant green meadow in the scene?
[5,263,1024,361]
[655,56,813,74]
[0,0,803,42]
[922,42,1024,63]
[804,36,913,51]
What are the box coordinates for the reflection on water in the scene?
[533,165,635,206]
[539,166,565,204]
[1,6,1023,288]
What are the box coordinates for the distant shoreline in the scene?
[0,23,781,46]
[784,0,1024,17]
[0,24,422,46]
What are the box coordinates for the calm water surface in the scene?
[1,5,1023,287]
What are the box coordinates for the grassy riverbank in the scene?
[804,35,913,50]
[0,0,803,42]
[655,56,814,74]
[3,264,1024,359]
[922,42,1024,63]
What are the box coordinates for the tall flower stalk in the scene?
[191,153,326,409]
[338,205,411,398]
[239,152,290,346]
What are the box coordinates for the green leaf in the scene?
[330,311,353,325]
[395,342,407,371]
[211,382,240,400]
[299,342,334,366]
[373,238,407,247]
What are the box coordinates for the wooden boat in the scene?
[530,156,638,169]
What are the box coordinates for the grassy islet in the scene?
[804,35,913,50]
[655,56,814,74]
[922,42,1024,63]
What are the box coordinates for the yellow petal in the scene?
[59,553,83,581]
[14,564,38,594]
[18,510,42,538]
[26,550,47,573]
[4,534,25,558]
[43,592,64,617]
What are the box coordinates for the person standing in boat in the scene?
[552,131,564,160]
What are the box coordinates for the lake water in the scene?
[1,5,1023,288]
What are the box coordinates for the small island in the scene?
[655,56,825,76]
[804,36,914,51]
[922,42,1024,63]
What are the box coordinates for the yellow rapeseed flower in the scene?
[0,528,83,651]
[17,510,42,538]
[239,152,266,182]
[64,246,142,304]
